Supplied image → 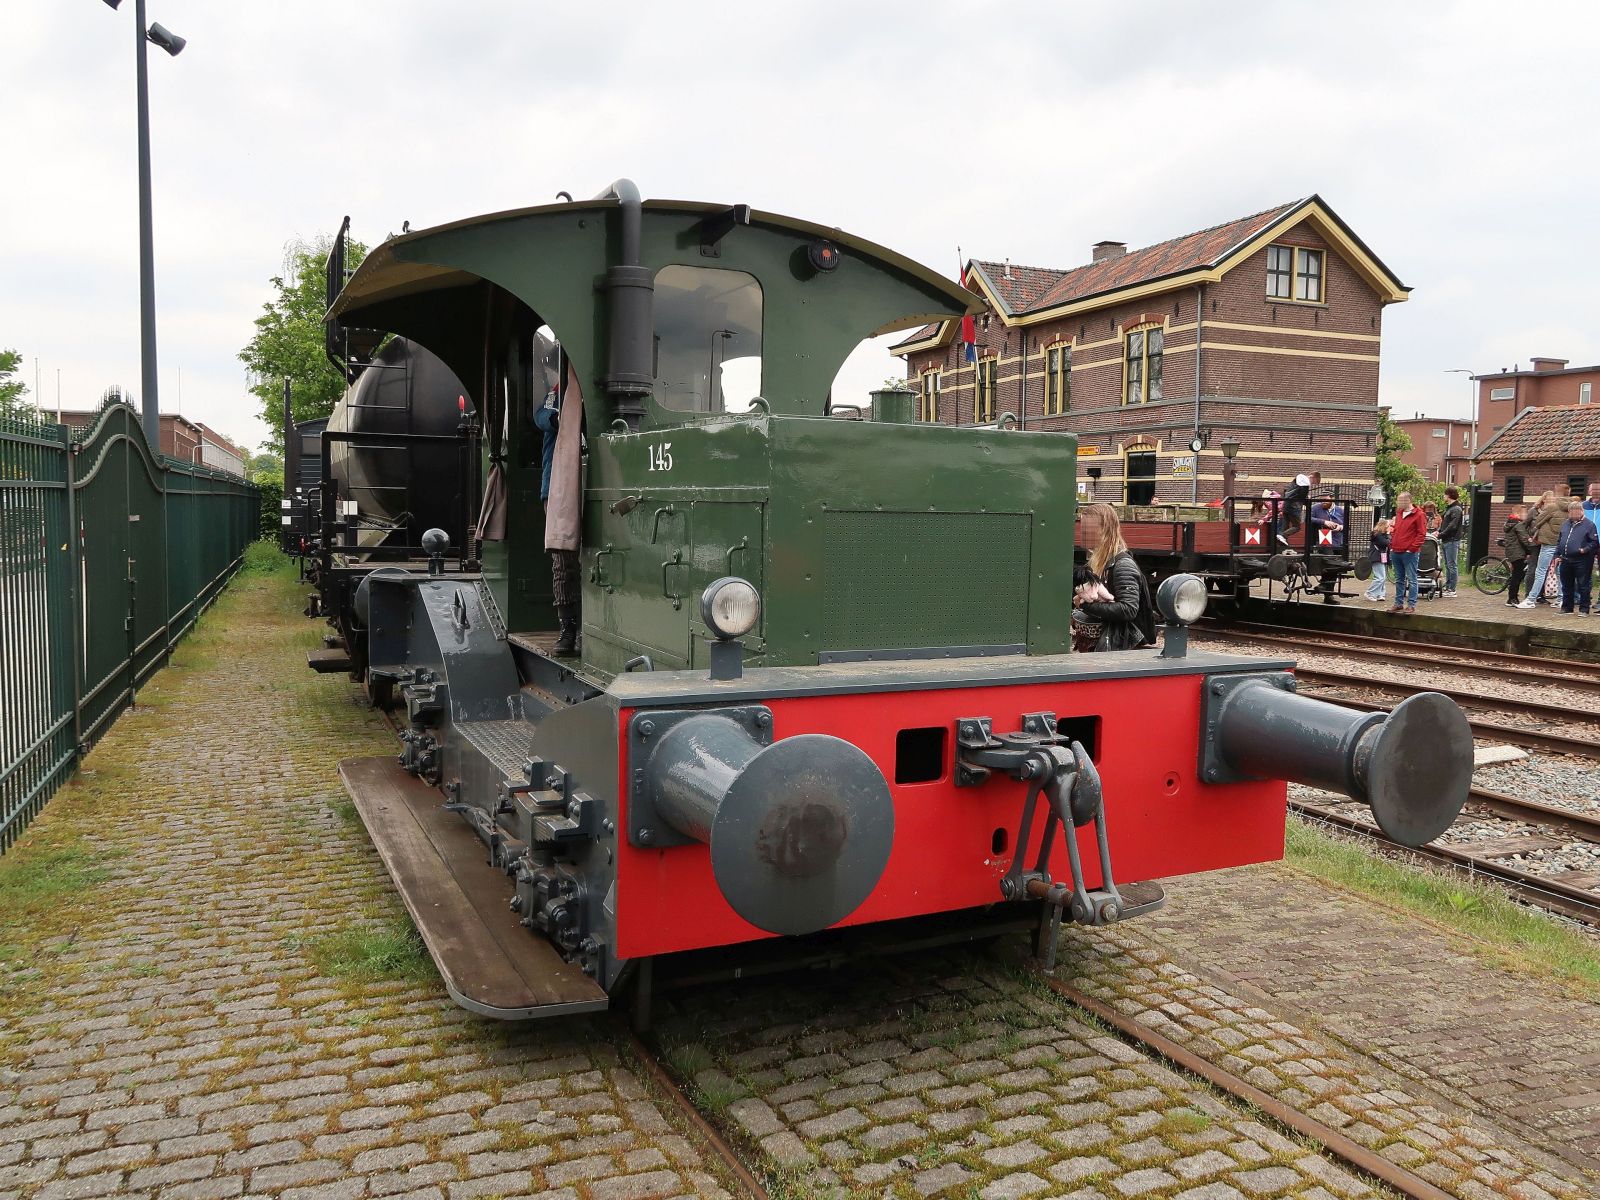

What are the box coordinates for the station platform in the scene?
[0,554,1592,1198]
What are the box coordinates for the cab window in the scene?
[652,265,763,413]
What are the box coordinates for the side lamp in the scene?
[701,576,760,681]
[1155,573,1207,659]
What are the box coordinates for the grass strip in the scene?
[1284,816,1600,993]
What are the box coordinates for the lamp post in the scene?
[1220,437,1241,500]
[1446,368,1476,485]
[101,0,186,453]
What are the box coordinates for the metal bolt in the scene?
[637,828,654,845]
[602,818,615,833]
[1204,766,1219,781]
[754,711,771,728]
[639,720,655,738]
[567,801,578,818]
[1211,682,1226,696]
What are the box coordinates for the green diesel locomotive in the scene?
[324,180,1474,1022]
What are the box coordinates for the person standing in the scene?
[1519,491,1565,609]
[1076,502,1155,651]
[536,349,586,656]
[1555,500,1599,615]
[1389,491,1427,614]
[1500,508,1531,607]
[1309,491,1346,602]
[1365,517,1391,603]
[1438,486,1464,597]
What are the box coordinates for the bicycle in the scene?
[1471,553,1510,595]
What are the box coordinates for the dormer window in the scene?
[1267,244,1324,303]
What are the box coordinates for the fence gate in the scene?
[0,420,76,850]
[0,402,257,851]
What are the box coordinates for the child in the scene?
[1365,518,1391,602]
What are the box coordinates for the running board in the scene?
[308,648,351,673]
[338,756,609,1019]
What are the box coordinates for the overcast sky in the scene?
[5,1,1598,452]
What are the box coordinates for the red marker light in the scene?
[457,395,466,411]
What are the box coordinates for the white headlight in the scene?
[701,576,760,640]
[1156,573,1207,625]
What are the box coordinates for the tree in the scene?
[1375,408,1425,508]
[239,236,366,454]
[0,349,30,419]
[245,451,283,486]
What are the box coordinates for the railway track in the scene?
[1203,620,1600,692]
[1031,971,1460,1200]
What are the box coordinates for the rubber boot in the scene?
[553,605,579,657]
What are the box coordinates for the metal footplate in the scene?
[956,713,1166,965]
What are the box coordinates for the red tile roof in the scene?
[1476,404,1600,462]
[974,200,1304,315]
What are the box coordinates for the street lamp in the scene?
[101,0,186,454]
[1446,368,1476,484]
[1219,437,1241,500]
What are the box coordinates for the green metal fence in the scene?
[1,401,257,851]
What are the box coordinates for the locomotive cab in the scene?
[326,181,1474,1022]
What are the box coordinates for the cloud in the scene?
[5,0,1600,448]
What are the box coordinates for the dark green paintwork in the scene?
[329,194,1077,678]
[584,415,1076,676]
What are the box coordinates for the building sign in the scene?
[1171,454,1195,480]
[1076,445,1099,456]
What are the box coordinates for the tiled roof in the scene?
[1475,404,1600,462]
[974,200,1305,315]
[967,261,1067,313]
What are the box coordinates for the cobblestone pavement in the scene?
[1137,862,1600,1178]
[3,560,1594,1200]
[0,563,729,1200]
[660,931,1589,1200]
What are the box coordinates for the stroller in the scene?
[1415,535,1442,601]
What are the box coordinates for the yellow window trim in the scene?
[1121,323,1166,406]
[974,357,998,423]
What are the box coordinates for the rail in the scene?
[0,402,257,852]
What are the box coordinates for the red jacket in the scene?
[1390,506,1427,553]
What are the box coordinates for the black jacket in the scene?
[1438,502,1464,541]
[1501,517,1530,563]
[1079,552,1149,652]
[1368,531,1390,564]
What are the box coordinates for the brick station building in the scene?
[892,196,1409,505]
[1473,403,1600,529]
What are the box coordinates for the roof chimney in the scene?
[1529,356,1568,372]
[1003,258,1012,279]
[1092,240,1127,263]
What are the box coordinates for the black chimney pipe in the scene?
[592,179,653,427]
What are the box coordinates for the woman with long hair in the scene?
[1076,502,1153,651]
